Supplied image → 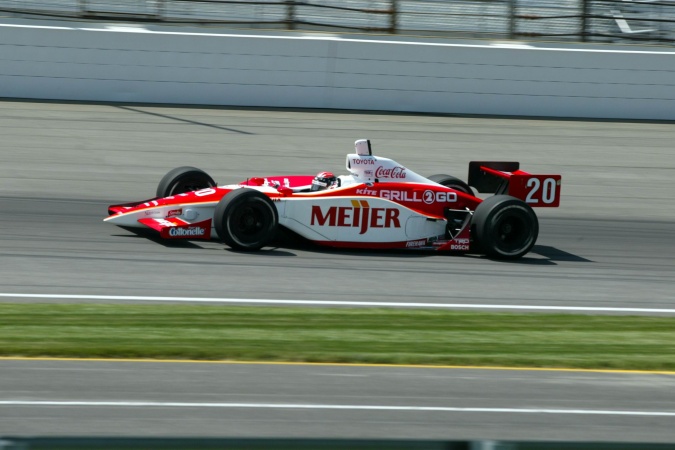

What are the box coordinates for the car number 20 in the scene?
[523,176,561,206]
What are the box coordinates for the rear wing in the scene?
[468,161,561,207]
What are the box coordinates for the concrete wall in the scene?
[1,20,674,120]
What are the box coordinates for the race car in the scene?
[105,139,561,259]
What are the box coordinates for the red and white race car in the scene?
[105,139,561,259]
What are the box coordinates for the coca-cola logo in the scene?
[374,166,406,179]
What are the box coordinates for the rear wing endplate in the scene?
[468,161,561,207]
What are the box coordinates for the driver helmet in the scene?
[311,171,337,192]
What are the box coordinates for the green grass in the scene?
[1,303,674,371]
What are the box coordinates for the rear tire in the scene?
[156,167,216,197]
[473,195,538,260]
[214,189,278,251]
[428,174,474,196]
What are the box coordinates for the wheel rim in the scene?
[494,213,528,253]
[229,201,271,244]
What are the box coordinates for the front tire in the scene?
[214,189,279,251]
[156,166,216,197]
[473,195,538,260]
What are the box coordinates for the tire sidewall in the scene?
[428,174,474,196]
[156,167,216,197]
[474,195,539,259]
[214,189,279,251]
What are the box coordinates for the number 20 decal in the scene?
[525,177,557,204]
[194,188,217,197]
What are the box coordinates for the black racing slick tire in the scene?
[156,166,216,197]
[428,174,474,196]
[473,195,539,260]
[214,189,279,251]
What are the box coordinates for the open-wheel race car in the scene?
[105,139,561,259]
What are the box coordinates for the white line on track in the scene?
[1,401,674,417]
[2,293,675,314]
[3,23,675,55]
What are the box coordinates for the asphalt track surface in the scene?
[2,358,675,442]
[0,100,674,312]
[1,100,675,440]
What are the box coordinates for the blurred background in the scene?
[1,0,675,44]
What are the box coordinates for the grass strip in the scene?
[1,303,674,371]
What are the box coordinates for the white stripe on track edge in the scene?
[1,400,674,417]
[3,23,675,56]
[1,293,674,314]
